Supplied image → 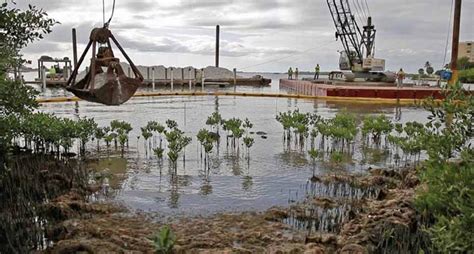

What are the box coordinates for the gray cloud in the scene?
[17,0,474,72]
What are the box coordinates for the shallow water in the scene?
[39,93,429,217]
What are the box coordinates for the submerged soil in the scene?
[40,165,428,253]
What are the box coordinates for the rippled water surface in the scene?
[39,92,428,216]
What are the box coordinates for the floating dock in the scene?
[280,79,446,99]
[26,77,271,88]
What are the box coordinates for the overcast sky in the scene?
[18,0,474,73]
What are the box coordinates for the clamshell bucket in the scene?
[66,27,143,105]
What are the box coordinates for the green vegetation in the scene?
[151,226,175,254]
[1,2,57,157]
[361,114,393,146]
[414,82,473,252]
[459,68,474,83]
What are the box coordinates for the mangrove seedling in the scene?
[153,147,165,159]
[166,119,178,130]
[151,226,175,254]
[361,115,393,146]
[206,112,222,133]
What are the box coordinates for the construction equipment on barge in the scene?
[326,0,396,83]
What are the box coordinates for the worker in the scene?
[288,67,293,80]
[396,68,405,87]
[49,66,57,80]
[295,68,299,80]
[314,64,320,80]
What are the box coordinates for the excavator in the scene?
[65,1,143,105]
[326,0,396,83]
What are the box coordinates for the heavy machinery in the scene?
[65,27,143,105]
[65,0,143,105]
[326,0,396,83]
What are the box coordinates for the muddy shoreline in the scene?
[31,164,429,253]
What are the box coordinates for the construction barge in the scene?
[280,79,450,99]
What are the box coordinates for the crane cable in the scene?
[442,0,454,68]
[351,0,366,26]
[355,0,368,23]
[354,0,365,21]
[364,0,371,17]
[103,0,116,28]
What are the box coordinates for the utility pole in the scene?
[449,0,462,86]
[215,25,220,68]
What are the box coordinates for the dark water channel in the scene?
[38,95,428,217]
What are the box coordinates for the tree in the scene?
[0,2,57,151]
[457,57,474,70]
[418,68,425,75]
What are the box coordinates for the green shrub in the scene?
[459,68,474,83]
[415,158,474,252]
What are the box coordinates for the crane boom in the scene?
[326,0,376,71]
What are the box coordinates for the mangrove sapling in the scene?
[153,147,165,160]
[242,118,255,160]
[94,126,106,151]
[361,115,393,147]
[196,128,217,169]
[276,109,316,148]
[276,111,293,142]
[243,136,255,160]
[222,118,244,150]
[325,112,358,153]
[141,126,153,154]
[165,126,192,168]
[329,151,344,167]
[206,112,222,134]
[165,119,178,130]
[308,148,321,177]
[151,226,175,254]
[76,117,97,155]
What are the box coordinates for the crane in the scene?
[326,0,396,82]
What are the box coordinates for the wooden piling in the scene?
[170,67,174,91]
[188,67,192,90]
[41,66,46,90]
[152,67,155,91]
[233,68,237,92]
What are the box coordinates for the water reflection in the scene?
[40,96,430,215]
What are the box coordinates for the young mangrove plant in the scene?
[165,125,191,168]
[153,147,165,160]
[206,112,222,135]
[76,117,97,155]
[318,111,357,154]
[242,118,255,159]
[222,117,244,150]
[361,114,393,146]
[94,126,106,151]
[151,226,175,254]
[276,109,321,148]
[108,120,133,154]
[197,128,217,169]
